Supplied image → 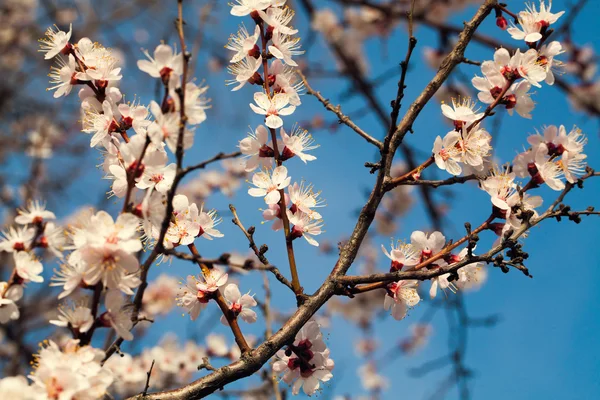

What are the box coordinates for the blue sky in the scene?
[19,0,600,399]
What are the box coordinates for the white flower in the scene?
[50,302,94,334]
[441,98,484,129]
[433,131,463,176]
[508,12,543,43]
[484,48,546,87]
[239,124,274,172]
[178,82,210,125]
[538,41,564,85]
[14,252,43,283]
[220,284,257,325]
[80,245,140,294]
[271,60,304,106]
[458,124,492,171]
[0,226,36,252]
[384,280,420,320]
[249,92,296,129]
[101,290,134,340]
[508,1,564,43]
[15,200,56,225]
[177,275,208,321]
[136,163,177,194]
[248,166,291,205]
[527,125,586,155]
[288,210,324,246]
[137,44,183,81]
[272,320,334,396]
[29,340,113,400]
[269,29,304,66]
[48,54,77,98]
[429,272,455,298]
[227,55,263,91]
[51,256,87,299]
[82,54,122,82]
[410,230,446,263]
[39,24,72,59]
[481,166,518,212]
[560,150,587,184]
[197,206,224,240]
[161,195,201,248]
[508,81,535,118]
[41,222,66,259]
[381,241,419,271]
[288,181,324,220]
[117,103,151,134]
[226,24,261,63]
[280,126,317,163]
[82,100,116,148]
[147,101,194,153]
[264,6,299,35]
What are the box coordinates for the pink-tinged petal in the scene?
[223,284,241,303]
[240,309,257,323]
[240,294,257,308]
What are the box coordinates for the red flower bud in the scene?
[496,16,508,30]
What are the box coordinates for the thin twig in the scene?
[299,71,382,148]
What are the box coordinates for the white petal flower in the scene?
[384,280,420,320]
[248,166,291,205]
[249,93,296,129]
[137,44,183,81]
[39,24,72,59]
[220,284,257,325]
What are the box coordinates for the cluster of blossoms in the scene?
[381,231,486,321]
[228,1,325,248]
[376,1,584,329]
[433,1,569,178]
[0,339,114,399]
[177,265,257,324]
[2,15,267,397]
[104,333,251,397]
[0,201,64,324]
[273,320,334,396]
